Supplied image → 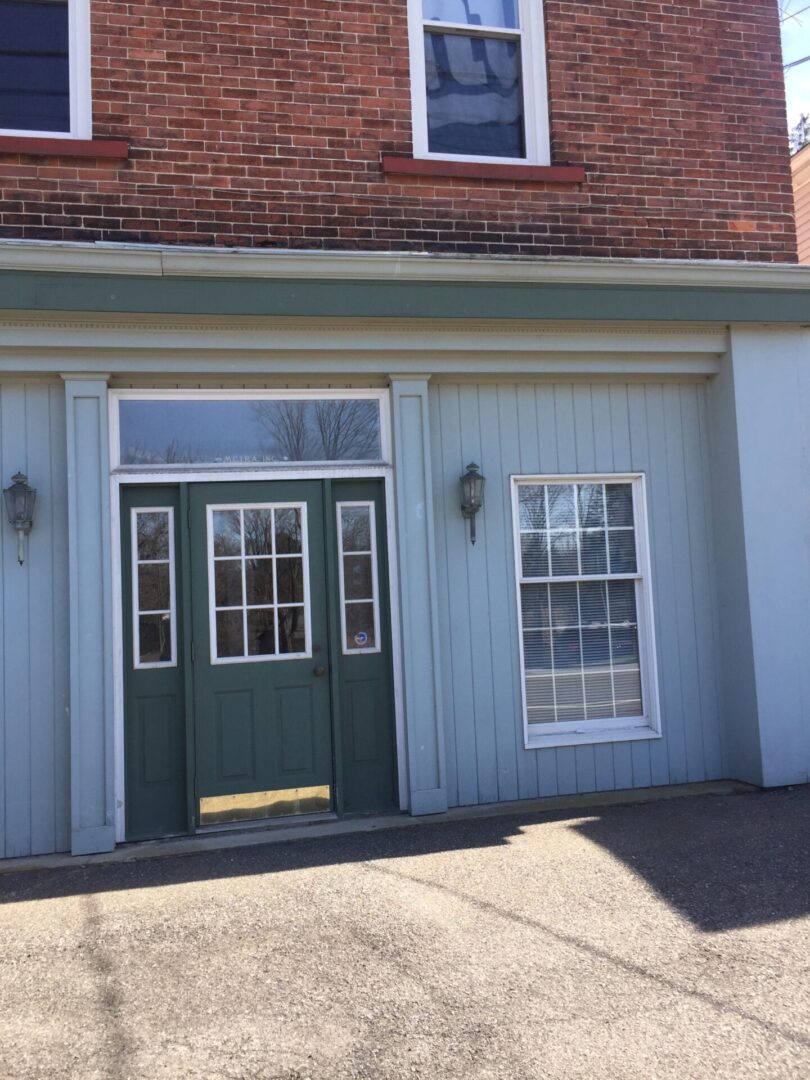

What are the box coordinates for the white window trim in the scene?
[0,0,92,139]
[206,501,312,666]
[131,507,177,670]
[336,500,382,656]
[510,473,661,751]
[407,0,550,165]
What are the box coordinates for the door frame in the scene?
[108,388,407,843]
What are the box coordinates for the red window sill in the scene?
[0,135,129,159]
[382,155,585,183]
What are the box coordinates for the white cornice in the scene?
[0,239,809,290]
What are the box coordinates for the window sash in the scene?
[407,0,550,165]
[511,474,660,744]
[0,0,91,138]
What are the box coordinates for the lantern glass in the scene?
[460,463,485,516]
[4,473,36,533]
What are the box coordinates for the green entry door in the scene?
[189,481,334,824]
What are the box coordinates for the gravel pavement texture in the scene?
[1,786,810,1079]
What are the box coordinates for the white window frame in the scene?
[206,501,312,666]
[407,0,550,165]
[336,500,382,656]
[511,473,661,750]
[0,0,92,139]
[131,507,177,670]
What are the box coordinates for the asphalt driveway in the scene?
[1,786,810,1079]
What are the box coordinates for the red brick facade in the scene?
[0,0,798,259]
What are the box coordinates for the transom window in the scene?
[408,0,550,163]
[207,504,311,664]
[512,475,660,747]
[0,0,91,138]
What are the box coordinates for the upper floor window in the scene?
[0,0,91,138]
[408,0,550,164]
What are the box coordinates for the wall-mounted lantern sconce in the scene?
[4,472,36,566]
[459,462,485,545]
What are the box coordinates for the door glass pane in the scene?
[0,0,70,133]
[337,502,380,653]
[422,0,519,28]
[209,503,309,662]
[119,398,383,466]
[424,32,524,158]
[132,508,176,668]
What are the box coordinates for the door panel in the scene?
[121,486,188,841]
[331,480,398,814]
[190,481,333,822]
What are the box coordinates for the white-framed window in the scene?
[407,0,550,164]
[336,501,381,655]
[206,502,312,665]
[511,474,661,749]
[0,0,91,138]
[131,508,177,669]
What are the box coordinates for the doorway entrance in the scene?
[121,478,398,841]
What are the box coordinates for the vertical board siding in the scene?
[0,381,70,857]
[430,380,723,807]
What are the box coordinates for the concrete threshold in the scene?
[0,779,757,876]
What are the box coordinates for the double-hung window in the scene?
[0,0,91,138]
[408,0,550,163]
[512,475,660,748]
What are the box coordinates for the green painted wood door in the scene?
[189,481,334,822]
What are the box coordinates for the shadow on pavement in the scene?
[1,787,809,933]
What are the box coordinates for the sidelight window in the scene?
[131,508,177,669]
[0,0,92,137]
[512,475,660,748]
[336,502,381,654]
[408,0,550,163]
[207,503,311,663]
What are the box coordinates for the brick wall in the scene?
[0,0,798,259]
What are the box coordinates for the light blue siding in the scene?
[0,380,70,858]
[430,380,724,806]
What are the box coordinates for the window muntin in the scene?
[409,0,549,164]
[0,0,91,138]
[337,502,381,654]
[207,503,311,664]
[513,476,657,741]
[131,508,177,669]
[116,396,385,468]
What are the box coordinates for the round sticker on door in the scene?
[354,631,369,647]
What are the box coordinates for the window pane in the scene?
[216,611,243,658]
[606,484,634,527]
[341,507,371,552]
[608,529,637,574]
[577,484,605,528]
[213,510,241,557]
[137,512,170,561]
[422,0,518,28]
[344,554,373,601]
[274,508,302,554]
[580,530,607,575]
[0,1,69,133]
[346,602,375,651]
[520,583,549,630]
[608,580,637,624]
[525,676,554,708]
[547,486,576,529]
[247,609,276,656]
[245,559,274,606]
[548,582,579,628]
[518,485,546,531]
[552,629,581,670]
[549,531,578,576]
[214,560,243,608]
[584,671,614,719]
[119,398,382,466]
[579,581,607,626]
[244,509,274,556]
[521,533,549,577]
[139,614,172,664]
[278,606,307,654]
[276,558,304,604]
[138,563,171,612]
[581,627,610,669]
[424,32,524,158]
[523,629,551,673]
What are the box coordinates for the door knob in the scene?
[313,665,326,677]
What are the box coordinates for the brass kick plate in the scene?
[199,785,331,826]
